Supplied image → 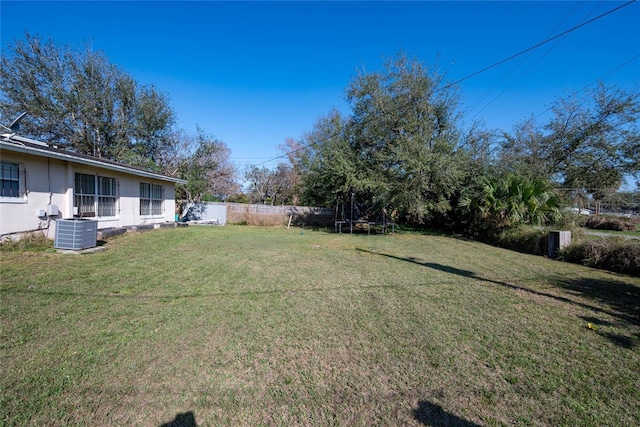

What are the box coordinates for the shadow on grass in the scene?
[159,411,196,427]
[552,277,640,325]
[357,248,639,347]
[579,315,639,349]
[413,401,480,426]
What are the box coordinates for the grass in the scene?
[1,226,639,426]
[584,227,640,237]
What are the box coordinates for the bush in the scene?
[584,215,636,231]
[492,226,549,255]
[555,211,583,229]
[560,237,640,276]
[0,233,54,252]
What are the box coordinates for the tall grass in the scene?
[561,237,640,275]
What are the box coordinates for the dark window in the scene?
[0,162,20,197]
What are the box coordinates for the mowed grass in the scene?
[1,226,639,426]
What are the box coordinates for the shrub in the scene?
[560,237,640,276]
[492,226,549,255]
[584,215,636,231]
[0,233,54,252]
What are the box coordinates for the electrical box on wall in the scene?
[46,204,59,216]
[37,209,46,217]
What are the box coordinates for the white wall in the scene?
[0,151,177,239]
[183,202,227,225]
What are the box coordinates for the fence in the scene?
[225,202,334,226]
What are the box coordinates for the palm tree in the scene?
[461,174,562,231]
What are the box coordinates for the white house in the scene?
[0,134,186,240]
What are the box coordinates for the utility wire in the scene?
[242,0,637,173]
[470,1,615,120]
[529,53,640,122]
[466,0,592,117]
[448,0,635,87]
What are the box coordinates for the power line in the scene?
[530,53,640,122]
[242,0,637,173]
[466,0,593,118]
[451,0,635,87]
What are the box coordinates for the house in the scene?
[0,133,186,240]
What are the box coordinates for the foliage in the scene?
[226,193,250,204]
[554,211,589,230]
[301,53,466,225]
[560,237,640,276]
[498,84,640,205]
[0,33,176,169]
[0,233,54,252]
[584,215,637,232]
[459,173,562,235]
[169,127,238,205]
[491,225,549,255]
[300,108,357,207]
[277,137,308,205]
[244,163,296,205]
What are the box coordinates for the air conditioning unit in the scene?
[54,219,98,250]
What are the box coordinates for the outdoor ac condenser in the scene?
[54,219,98,250]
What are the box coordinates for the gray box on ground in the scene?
[55,219,98,250]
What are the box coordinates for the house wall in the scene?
[0,150,176,239]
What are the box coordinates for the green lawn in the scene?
[1,226,639,426]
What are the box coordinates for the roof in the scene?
[0,134,187,185]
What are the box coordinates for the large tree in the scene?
[169,127,238,204]
[301,53,466,225]
[498,84,640,203]
[245,163,297,206]
[0,33,175,169]
[277,137,309,205]
[300,108,361,208]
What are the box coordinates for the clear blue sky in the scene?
[2,1,639,177]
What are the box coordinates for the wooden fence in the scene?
[223,203,334,226]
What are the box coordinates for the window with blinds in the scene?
[74,173,118,217]
[140,183,163,216]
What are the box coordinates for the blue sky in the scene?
[1,1,639,177]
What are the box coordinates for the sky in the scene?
[1,1,639,179]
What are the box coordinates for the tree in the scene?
[169,127,238,204]
[459,174,562,234]
[300,108,359,208]
[498,84,640,198]
[244,163,296,205]
[277,137,308,205]
[245,166,275,204]
[0,33,176,169]
[302,53,465,225]
[497,116,550,178]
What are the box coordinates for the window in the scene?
[74,173,118,217]
[98,176,117,217]
[75,173,95,216]
[140,183,163,216]
[1,162,21,197]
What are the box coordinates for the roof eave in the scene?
[0,139,187,185]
